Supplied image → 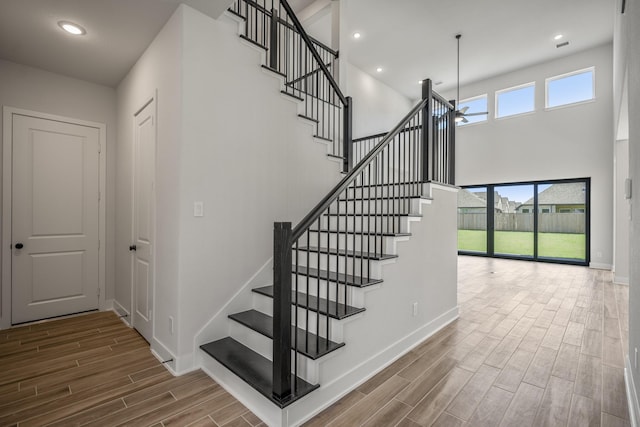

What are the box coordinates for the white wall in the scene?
[451,44,614,268]
[116,5,344,370]
[288,184,459,426]
[347,63,414,138]
[176,6,343,370]
[293,0,415,139]
[116,7,184,359]
[0,59,117,327]
[614,139,630,284]
[616,0,640,420]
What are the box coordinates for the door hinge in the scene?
[98,143,102,153]
[97,287,101,298]
[98,240,101,249]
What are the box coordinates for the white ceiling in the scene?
[0,0,614,95]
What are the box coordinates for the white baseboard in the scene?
[103,298,114,311]
[200,352,285,427]
[112,300,131,326]
[625,355,639,427]
[290,305,460,426]
[614,275,630,285]
[589,262,612,270]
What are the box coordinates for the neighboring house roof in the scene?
[519,182,586,207]
[458,189,487,208]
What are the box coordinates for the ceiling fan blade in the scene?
[463,111,489,117]
[461,117,469,123]
[458,106,470,114]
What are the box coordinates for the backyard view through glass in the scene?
[456,187,487,254]
[457,179,588,264]
[536,182,586,260]
[494,185,534,257]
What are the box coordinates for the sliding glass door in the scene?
[536,182,587,262]
[494,184,534,258]
[457,179,589,265]
[457,187,488,255]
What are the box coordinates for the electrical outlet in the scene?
[596,251,602,258]
[412,302,418,316]
[169,316,174,335]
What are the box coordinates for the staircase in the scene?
[199,0,457,420]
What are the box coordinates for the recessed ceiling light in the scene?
[418,80,423,85]
[353,32,361,39]
[376,67,383,73]
[554,34,563,40]
[58,21,86,36]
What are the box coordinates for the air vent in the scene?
[556,41,569,48]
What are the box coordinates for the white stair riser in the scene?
[297,252,387,277]
[289,277,364,304]
[306,232,394,254]
[330,198,419,215]
[228,320,321,383]
[318,215,412,234]
[346,184,424,200]
[251,291,346,341]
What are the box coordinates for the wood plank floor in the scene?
[0,311,264,426]
[304,256,631,426]
[1,256,630,426]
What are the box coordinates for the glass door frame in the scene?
[458,178,590,266]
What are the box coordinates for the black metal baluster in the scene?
[293,242,299,390]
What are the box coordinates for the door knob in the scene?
[129,245,137,251]
[14,243,23,249]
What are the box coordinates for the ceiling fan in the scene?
[454,34,488,123]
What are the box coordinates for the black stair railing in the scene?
[230,0,353,172]
[272,79,455,402]
[354,81,456,185]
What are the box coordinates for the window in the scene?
[546,67,595,108]
[456,94,488,126]
[496,82,535,118]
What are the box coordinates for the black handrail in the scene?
[291,100,426,241]
[232,0,352,170]
[278,0,348,107]
[240,0,338,57]
[272,79,455,403]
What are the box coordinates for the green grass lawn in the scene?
[458,230,585,260]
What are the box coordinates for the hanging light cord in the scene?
[456,34,461,106]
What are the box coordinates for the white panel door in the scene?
[132,100,156,343]
[12,114,100,324]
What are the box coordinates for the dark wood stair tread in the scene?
[228,310,344,359]
[200,337,318,408]
[309,228,411,238]
[252,286,365,319]
[298,114,319,123]
[293,266,382,288]
[239,35,267,51]
[297,246,398,261]
[337,196,432,202]
[324,213,421,218]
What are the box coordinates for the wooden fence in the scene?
[458,213,585,234]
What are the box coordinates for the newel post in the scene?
[272,222,292,400]
[421,79,433,183]
[343,96,353,173]
[270,9,279,70]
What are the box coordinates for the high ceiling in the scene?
[0,0,614,95]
